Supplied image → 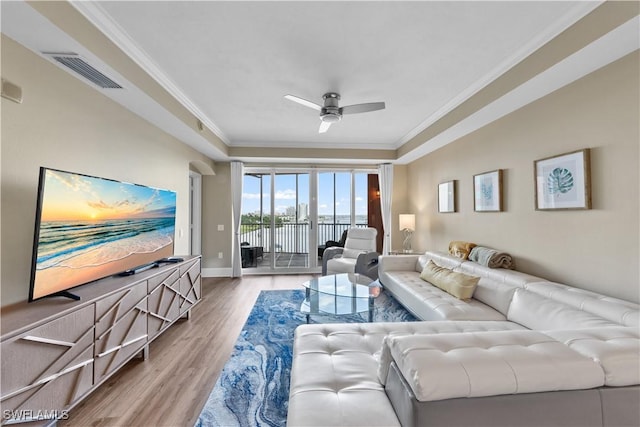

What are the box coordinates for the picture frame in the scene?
[474,169,503,212]
[534,148,591,210]
[438,180,456,213]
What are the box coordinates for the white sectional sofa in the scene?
[287,251,640,427]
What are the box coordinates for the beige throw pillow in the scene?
[419,260,480,300]
[448,241,477,260]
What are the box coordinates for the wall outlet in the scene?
[217,224,224,231]
[218,252,223,259]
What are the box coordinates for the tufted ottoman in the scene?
[287,321,527,426]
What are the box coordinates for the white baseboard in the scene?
[202,267,232,277]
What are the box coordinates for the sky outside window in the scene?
[242,172,368,216]
[242,174,270,215]
[333,172,351,216]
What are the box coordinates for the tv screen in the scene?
[29,167,177,302]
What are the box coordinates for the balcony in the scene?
[239,222,367,268]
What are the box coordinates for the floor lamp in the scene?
[399,214,415,253]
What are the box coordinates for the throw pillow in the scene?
[420,260,480,300]
[448,241,477,260]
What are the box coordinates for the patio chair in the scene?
[241,242,263,268]
[317,229,348,259]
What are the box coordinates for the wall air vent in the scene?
[42,53,123,89]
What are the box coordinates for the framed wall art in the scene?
[474,169,503,212]
[438,180,456,213]
[534,148,591,210]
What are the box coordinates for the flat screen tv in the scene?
[29,167,177,302]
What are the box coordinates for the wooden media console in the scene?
[1,256,201,425]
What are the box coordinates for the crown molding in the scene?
[396,15,640,164]
[395,1,603,148]
[71,1,230,145]
[230,139,393,150]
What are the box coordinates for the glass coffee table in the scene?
[300,273,381,323]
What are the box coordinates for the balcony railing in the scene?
[240,222,368,254]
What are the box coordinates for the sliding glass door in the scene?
[317,172,369,248]
[272,173,310,269]
[241,170,311,272]
[240,173,270,268]
[242,168,373,273]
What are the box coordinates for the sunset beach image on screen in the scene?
[30,169,176,300]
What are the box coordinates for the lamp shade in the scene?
[399,214,415,231]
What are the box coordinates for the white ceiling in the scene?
[89,1,594,149]
[2,1,638,164]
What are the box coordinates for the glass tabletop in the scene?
[301,273,377,299]
[300,273,381,319]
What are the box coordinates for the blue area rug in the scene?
[195,288,416,427]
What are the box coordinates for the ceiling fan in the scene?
[284,92,385,133]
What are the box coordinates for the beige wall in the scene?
[1,36,214,306]
[404,52,639,303]
[390,164,408,249]
[202,163,232,270]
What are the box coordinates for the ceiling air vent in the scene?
[43,53,122,89]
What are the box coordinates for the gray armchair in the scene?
[322,227,379,280]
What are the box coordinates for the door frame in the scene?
[189,171,202,255]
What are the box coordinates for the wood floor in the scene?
[60,274,314,427]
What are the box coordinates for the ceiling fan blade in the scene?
[284,94,322,111]
[318,121,332,133]
[341,102,386,115]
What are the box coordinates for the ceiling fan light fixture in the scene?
[285,91,385,133]
[320,112,341,123]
